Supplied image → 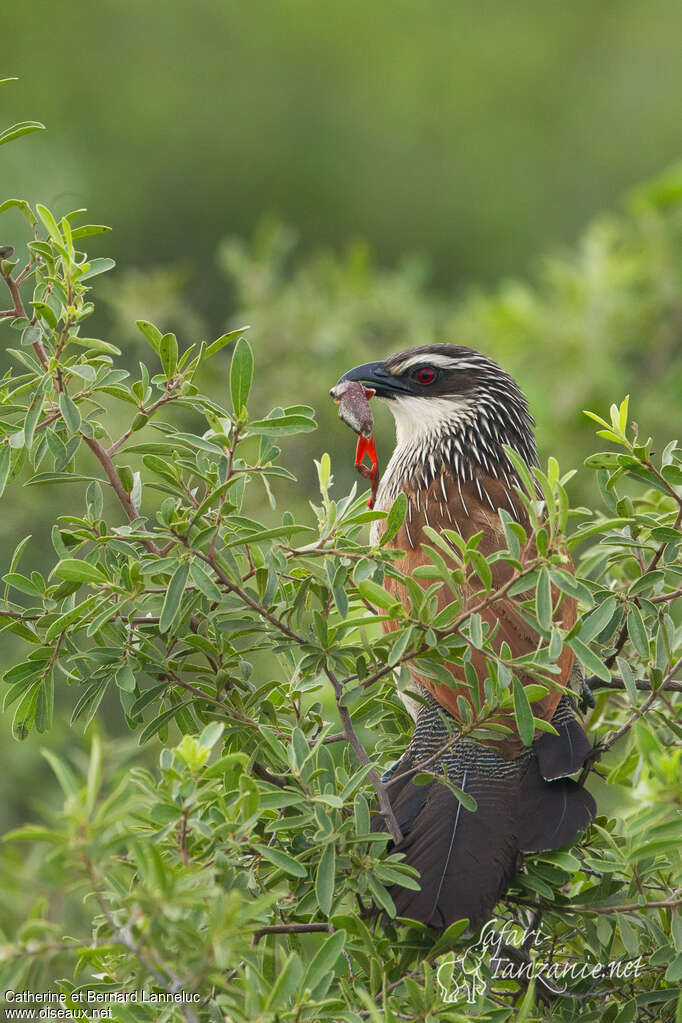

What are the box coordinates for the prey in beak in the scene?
[329,378,379,507]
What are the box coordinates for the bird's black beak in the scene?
[335,360,408,399]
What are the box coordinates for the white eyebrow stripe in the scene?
[389,352,466,373]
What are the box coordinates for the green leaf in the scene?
[205,326,248,360]
[512,677,535,746]
[0,121,45,147]
[535,567,552,631]
[189,560,223,601]
[79,257,115,280]
[0,445,11,498]
[315,843,336,915]
[356,579,399,611]
[0,198,37,226]
[381,493,407,545]
[36,204,62,242]
[264,951,304,1012]
[199,721,224,749]
[138,702,192,745]
[430,918,470,956]
[35,670,54,734]
[59,392,81,434]
[246,414,316,436]
[136,320,162,352]
[627,606,650,660]
[302,928,346,995]
[12,680,40,740]
[253,844,307,878]
[567,636,612,682]
[67,336,122,356]
[41,749,79,796]
[616,655,638,704]
[24,383,46,450]
[444,780,478,813]
[230,336,254,415]
[159,561,190,633]
[53,559,107,585]
[579,596,618,643]
[159,332,178,380]
[115,666,136,693]
[45,595,99,643]
[70,224,111,240]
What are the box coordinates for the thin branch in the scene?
[252,923,331,944]
[600,655,682,752]
[320,731,347,744]
[512,891,681,916]
[586,673,682,694]
[606,506,682,669]
[252,761,290,789]
[1,264,49,369]
[107,389,181,456]
[81,434,161,555]
[324,664,403,844]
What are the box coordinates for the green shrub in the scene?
[0,87,680,1022]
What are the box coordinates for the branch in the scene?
[586,673,682,694]
[81,434,161,555]
[512,891,681,916]
[0,263,50,370]
[600,655,682,752]
[606,506,682,669]
[252,922,331,944]
[324,664,403,844]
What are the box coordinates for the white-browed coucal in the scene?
[335,344,596,930]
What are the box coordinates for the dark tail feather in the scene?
[373,696,596,930]
[383,764,521,929]
[516,763,596,852]
[534,695,593,781]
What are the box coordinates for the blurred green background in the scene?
[1,0,682,851]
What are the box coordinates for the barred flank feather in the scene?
[372,695,596,930]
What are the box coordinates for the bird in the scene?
[334,343,596,930]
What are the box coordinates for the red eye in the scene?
[416,367,436,384]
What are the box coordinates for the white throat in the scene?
[389,394,475,450]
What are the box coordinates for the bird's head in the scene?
[336,343,538,483]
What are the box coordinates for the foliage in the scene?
[0,98,681,1022]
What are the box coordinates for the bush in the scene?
[0,93,681,1022]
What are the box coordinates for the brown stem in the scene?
[251,762,290,789]
[177,810,190,867]
[107,389,181,456]
[193,546,307,647]
[81,434,161,555]
[649,586,682,604]
[324,665,402,844]
[586,674,682,694]
[252,923,331,944]
[513,892,681,916]
[1,267,49,369]
[601,655,682,752]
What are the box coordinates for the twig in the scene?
[177,810,190,867]
[0,264,50,369]
[606,507,682,669]
[251,761,290,789]
[252,922,331,944]
[81,434,161,555]
[324,665,403,844]
[512,892,681,916]
[586,674,682,694]
[600,655,682,752]
[107,390,181,456]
